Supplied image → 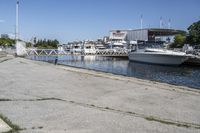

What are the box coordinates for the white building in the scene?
[109,28,186,44]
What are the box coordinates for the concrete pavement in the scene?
[0,57,200,133]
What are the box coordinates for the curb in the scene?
[0,55,14,63]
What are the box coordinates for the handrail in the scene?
[26,49,128,56]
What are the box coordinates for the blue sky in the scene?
[0,0,199,43]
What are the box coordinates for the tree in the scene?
[26,42,32,47]
[0,38,15,47]
[34,39,59,49]
[170,34,186,48]
[187,20,200,45]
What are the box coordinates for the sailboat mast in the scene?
[140,15,143,29]
[168,19,171,29]
[160,17,162,28]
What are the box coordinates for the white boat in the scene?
[128,44,190,65]
[111,41,127,49]
[95,43,106,50]
[70,44,82,53]
[83,41,96,54]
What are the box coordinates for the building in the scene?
[1,34,9,39]
[109,28,186,44]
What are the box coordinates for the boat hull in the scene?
[128,52,189,66]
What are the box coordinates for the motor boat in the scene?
[128,43,190,66]
[82,41,96,55]
[70,44,82,53]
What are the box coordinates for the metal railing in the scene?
[25,49,128,57]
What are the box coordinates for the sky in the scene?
[0,0,200,43]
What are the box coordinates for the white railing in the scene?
[26,49,128,56]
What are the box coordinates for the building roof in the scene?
[110,28,186,36]
[146,28,186,36]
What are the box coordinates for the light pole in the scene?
[16,0,19,42]
[15,0,26,56]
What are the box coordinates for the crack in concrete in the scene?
[1,97,200,129]
[67,100,200,130]
[0,98,64,102]
[30,126,44,130]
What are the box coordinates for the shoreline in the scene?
[28,55,200,90]
[28,57,200,93]
[59,65,200,94]
[58,63,200,92]
[2,56,200,95]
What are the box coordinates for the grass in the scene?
[0,114,23,133]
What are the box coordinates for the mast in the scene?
[140,15,143,29]
[160,17,162,28]
[168,19,171,29]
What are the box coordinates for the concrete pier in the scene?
[0,56,200,133]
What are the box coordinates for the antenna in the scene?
[160,17,162,28]
[16,0,19,41]
[140,15,143,29]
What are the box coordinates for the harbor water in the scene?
[27,55,200,89]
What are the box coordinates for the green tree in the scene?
[170,34,186,48]
[0,38,15,47]
[186,20,200,45]
[26,42,32,47]
[35,39,59,49]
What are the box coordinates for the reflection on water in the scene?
[28,55,200,89]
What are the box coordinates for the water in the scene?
[27,55,200,89]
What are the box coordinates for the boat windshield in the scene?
[138,43,164,49]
